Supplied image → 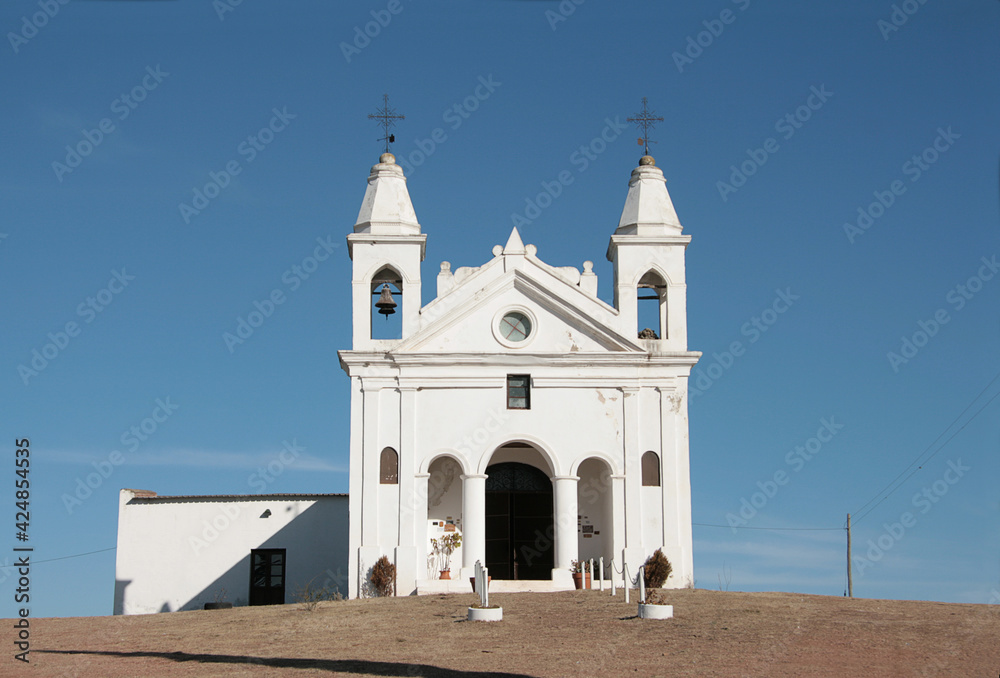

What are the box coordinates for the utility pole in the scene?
[846,513,853,598]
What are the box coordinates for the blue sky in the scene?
[1,0,997,617]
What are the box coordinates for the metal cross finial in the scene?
[368,94,405,154]
[627,97,664,156]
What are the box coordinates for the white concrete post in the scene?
[599,557,604,592]
[461,474,487,575]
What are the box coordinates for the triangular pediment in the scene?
[396,259,642,354]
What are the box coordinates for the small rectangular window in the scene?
[507,374,530,409]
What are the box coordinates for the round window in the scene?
[499,311,532,342]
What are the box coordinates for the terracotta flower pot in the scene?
[572,572,591,590]
[439,569,451,580]
[470,576,492,592]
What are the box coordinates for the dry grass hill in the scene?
[18,589,1000,677]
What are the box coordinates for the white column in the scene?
[621,387,645,579]
[397,387,417,546]
[395,387,418,594]
[412,472,430,581]
[461,474,487,575]
[551,476,580,572]
[610,474,627,561]
[621,387,641,549]
[360,382,382,545]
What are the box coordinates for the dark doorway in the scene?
[485,462,554,580]
[249,548,286,606]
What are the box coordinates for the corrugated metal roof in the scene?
[126,490,347,501]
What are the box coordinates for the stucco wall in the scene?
[114,491,348,615]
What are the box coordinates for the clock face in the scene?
[499,312,532,342]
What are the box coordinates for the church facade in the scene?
[341,151,700,597]
[114,147,700,613]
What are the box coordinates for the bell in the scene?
[375,284,397,316]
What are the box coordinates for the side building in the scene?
[114,489,348,614]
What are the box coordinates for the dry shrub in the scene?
[643,548,673,588]
[371,555,396,597]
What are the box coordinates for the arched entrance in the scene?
[485,462,554,580]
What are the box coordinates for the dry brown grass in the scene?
[20,589,1000,677]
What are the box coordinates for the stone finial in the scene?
[639,155,656,166]
[380,152,396,165]
[580,260,598,296]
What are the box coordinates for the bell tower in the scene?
[607,99,690,350]
[347,151,426,349]
[606,153,690,349]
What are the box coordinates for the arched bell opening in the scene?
[637,270,667,340]
[371,266,402,340]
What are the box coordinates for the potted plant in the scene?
[571,560,591,590]
[430,532,462,580]
[638,549,674,619]
[638,588,674,620]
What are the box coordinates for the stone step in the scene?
[415,578,577,595]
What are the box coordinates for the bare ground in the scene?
[15,589,1000,677]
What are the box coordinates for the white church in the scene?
[114,140,700,612]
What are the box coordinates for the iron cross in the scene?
[627,97,664,156]
[368,94,405,154]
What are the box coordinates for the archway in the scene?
[485,462,554,580]
[576,457,614,568]
[426,456,464,578]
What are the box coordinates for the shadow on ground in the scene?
[37,649,534,677]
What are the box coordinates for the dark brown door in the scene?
[485,463,553,580]
[249,548,286,606]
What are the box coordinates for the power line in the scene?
[694,522,842,532]
[0,546,116,568]
[852,371,1000,519]
[852,372,1000,525]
